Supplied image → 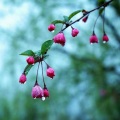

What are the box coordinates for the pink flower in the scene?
[43,88,49,97]
[26,56,35,64]
[31,84,43,99]
[46,67,55,79]
[71,28,79,37]
[19,74,27,84]
[90,33,98,44]
[82,16,88,22]
[102,34,109,43]
[53,32,66,46]
[48,24,55,32]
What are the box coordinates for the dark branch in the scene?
[60,0,114,32]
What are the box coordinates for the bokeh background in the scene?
[0,0,120,120]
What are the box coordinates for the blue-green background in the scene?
[0,0,120,120]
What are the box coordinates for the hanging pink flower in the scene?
[53,32,66,46]
[46,67,55,79]
[71,28,79,37]
[102,34,109,43]
[19,74,27,84]
[90,33,98,44]
[48,24,55,32]
[31,84,43,99]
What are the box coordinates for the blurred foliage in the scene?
[0,0,120,120]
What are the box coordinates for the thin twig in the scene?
[60,0,114,32]
[35,62,40,84]
[41,61,46,88]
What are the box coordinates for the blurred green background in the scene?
[0,0,120,120]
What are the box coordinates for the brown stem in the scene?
[60,0,114,32]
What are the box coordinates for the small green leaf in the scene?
[68,10,82,20]
[63,16,69,22]
[99,8,105,15]
[51,20,65,24]
[24,64,34,75]
[20,50,35,56]
[98,0,105,6]
[34,50,41,57]
[41,40,53,55]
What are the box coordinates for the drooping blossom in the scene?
[53,32,66,46]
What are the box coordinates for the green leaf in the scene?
[98,0,105,6]
[63,16,69,22]
[99,8,105,15]
[51,20,65,24]
[24,64,34,75]
[68,10,82,20]
[20,50,35,56]
[41,40,53,55]
[34,50,41,57]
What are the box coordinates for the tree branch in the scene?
[60,0,114,32]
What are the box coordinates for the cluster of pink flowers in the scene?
[19,56,55,101]
[48,24,79,46]
[19,7,110,101]
[31,83,49,101]
[90,32,109,44]
[48,22,109,46]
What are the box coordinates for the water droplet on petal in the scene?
[90,43,93,45]
[23,81,26,84]
[52,30,54,33]
[42,97,45,101]
[34,97,36,99]
[103,41,106,43]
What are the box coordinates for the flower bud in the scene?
[53,32,66,46]
[46,67,55,79]
[71,28,79,37]
[90,33,98,44]
[48,24,55,32]
[26,56,35,64]
[43,88,49,97]
[102,34,109,43]
[19,74,27,84]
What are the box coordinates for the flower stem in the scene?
[93,14,100,32]
[41,61,46,88]
[103,8,106,34]
[44,61,50,68]
[60,0,114,32]
[35,62,40,84]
